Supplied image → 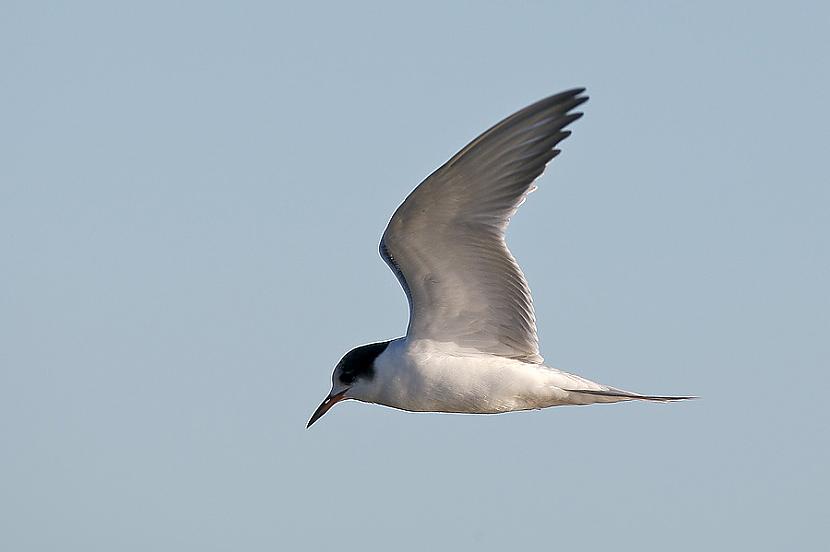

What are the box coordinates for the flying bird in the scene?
[308,88,692,428]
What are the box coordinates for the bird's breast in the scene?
[368,339,568,414]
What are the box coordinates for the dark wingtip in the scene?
[567,87,588,100]
[563,86,587,96]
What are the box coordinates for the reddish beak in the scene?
[307,389,349,428]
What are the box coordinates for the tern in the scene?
[308,88,692,428]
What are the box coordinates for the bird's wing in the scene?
[380,89,588,363]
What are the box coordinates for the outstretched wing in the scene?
[380,89,588,363]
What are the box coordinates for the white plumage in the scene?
[308,89,692,428]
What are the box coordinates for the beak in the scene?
[307,389,349,428]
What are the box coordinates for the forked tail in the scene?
[571,388,697,402]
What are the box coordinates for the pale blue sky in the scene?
[2,1,828,550]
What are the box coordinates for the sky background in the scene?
[2,1,828,550]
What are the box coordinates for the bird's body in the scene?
[308,89,692,427]
[347,338,678,416]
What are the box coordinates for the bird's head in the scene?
[306,341,390,428]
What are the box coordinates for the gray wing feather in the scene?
[380,89,588,363]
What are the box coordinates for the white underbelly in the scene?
[375,350,570,413]
[364,339,620,414]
